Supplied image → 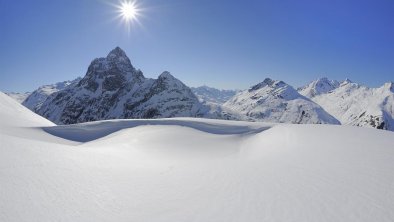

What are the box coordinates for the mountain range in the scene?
[4,47,393,131]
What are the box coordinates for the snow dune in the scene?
[1,91,394,221]
[43,118,271,142]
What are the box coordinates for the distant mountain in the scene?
[304,79,394,131]
[5,92,31,103]
[191,86,237,104]
[22,78,81,112]
[7,48,393,131]
[223,78,340,124]
[37,47,206,124]
[298,77,340,98]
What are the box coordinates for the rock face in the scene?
[191,86,237,104]
[304,79,394,131]
[223,78,340,124]
[37,47,204,124]
[22,78,81,111]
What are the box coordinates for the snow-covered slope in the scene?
[0,92,53,127]
[37,47,205,124]
[22,77,81,111]
[191,85,237,104]
[1,91,394,222]
[223,78,340,124]
[5,92,31,103]
[310,80,394,131]
[298,77,340,98]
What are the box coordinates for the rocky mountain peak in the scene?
[107,47,127,59]
[35,48,205,124]
[298,77,340,98]
[158,71,175,80]
[249,78,274,92]
[340,78,353,86]
[383,81,394,92]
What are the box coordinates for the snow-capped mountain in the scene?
[22,78,81,111]
[5,92,31,103]
[37,47,205,124]
[223,78,340,124]
[298,77,340,98]
[308,79,394,131]
[191,86,237,104]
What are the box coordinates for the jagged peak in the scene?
[382,81,394,92]
[312,77,339,85]
[249,78,274,91]
[341,78,353,84]
[158,71,175,80]
[248,78,289,92]
[105,47,134,67]
[107,46,127,59]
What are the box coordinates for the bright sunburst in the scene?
[113,0,142,33]
[120,1,137,21]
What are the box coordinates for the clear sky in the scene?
[0,0,393,92]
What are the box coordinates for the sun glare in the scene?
[113,0,142,34]
[121,1,137,21]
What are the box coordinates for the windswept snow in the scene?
[1,90,394,221]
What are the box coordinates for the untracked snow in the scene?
[1,91,394,221]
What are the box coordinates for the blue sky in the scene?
[0,0,393,92]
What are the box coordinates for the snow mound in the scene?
[44,118,271,142]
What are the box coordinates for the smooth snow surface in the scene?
[1,91,394,222]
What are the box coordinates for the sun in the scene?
[112,0,143,33]
[120,1,137,21]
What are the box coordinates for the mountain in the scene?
[223,78,340,124]
[37,47,205,124]
[191,86,237,104]
[22,78,81,111]
[2,89,394,221]
[298,77,340,98]
[5,92,31,103]
[308,79,394,131]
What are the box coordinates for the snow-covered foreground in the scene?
[1,92,394,222]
